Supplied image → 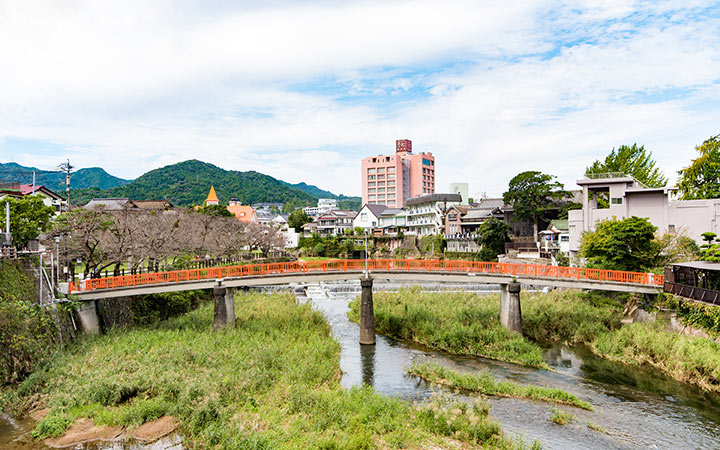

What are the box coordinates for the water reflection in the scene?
[359,343,376,386]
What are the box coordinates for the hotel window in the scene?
[387,188,395,193]
[387,174,395,180]
[377,175,385,180]
[377,167,385,173]
[368,168,376,174]
[368,182,376,187]
[368,175,375,180]
[378,188,385,192]
[368,189,375,193]
[369,195,376,200]
[387,181,395,186]
[388,167,395,172]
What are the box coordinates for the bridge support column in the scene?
[500,282,522,335]
[359,277,375,345]
[77,300,101,335]
[213,286,235,331]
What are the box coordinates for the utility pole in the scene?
[58,159,74,211]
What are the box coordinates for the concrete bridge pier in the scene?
[500,282,522,335]
[77,300,101,335]
[213,286,236,331]
[359,277,375,345]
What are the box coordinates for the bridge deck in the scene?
[69,259,663,300]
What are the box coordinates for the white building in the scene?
[303,198,339,218]
[353,204,387,232]
[405,193,462,236]
[568,174,720,257]
[316,210,358,236]
[378,208,408,235]
[449,183,469,206]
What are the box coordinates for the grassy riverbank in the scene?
[349,287,720,393]
[593,321,720,392]
[349,288,623,368]
[408,362,593,410]
[2,292,536,449]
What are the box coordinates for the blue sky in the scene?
[0,0,719,197]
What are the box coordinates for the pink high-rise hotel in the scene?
[361,139,435,207]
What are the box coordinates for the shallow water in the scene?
[4,283,720,449]
[306,283,720,450]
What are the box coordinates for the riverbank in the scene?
[349,288,720,392]
[2,292,536,449]
[348,288,622,369]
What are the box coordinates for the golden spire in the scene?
[205,186,219,205]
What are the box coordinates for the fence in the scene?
[664,282,720,305]
[69,258,664,293]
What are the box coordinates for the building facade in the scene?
[316,210,358,236]
[361,139,435,208]
[405,193,461,236]
[303,198,338,218]
[568,174,720,257]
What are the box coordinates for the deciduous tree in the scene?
[475,218,510,262]
[677,135,720,200]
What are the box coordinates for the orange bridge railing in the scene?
[68,259,664,294]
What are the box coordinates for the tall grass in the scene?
[11,292,534,449]
[349,287,624,367]
[409,362,593,410]
[593,321,720,392]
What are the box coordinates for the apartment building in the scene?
[405,193,461,236]
[361,139,435,207]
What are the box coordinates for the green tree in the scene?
[580,217,660,271]
[475,218,510,261]
[288,210,312,232]
[677,135,720,200]
[197,204,233,217]
[0,195,55,249]
[586,144,668,187]
[503,171,567,241]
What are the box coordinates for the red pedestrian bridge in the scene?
[69,258,663,299]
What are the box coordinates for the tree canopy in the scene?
[677,135,720,200]
[475,218,510,261]
[580,216,660,271]
[586,144,667,188]
[288,209,312,232]
[503,171,567,241]
[0,195,55,249]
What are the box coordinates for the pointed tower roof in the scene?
[205,186,219,205]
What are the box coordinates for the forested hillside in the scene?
[0,163,128,190]
[72,160,319,207]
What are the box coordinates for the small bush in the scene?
[549,408,573,425]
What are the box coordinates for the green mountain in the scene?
[71,160,319,207]
[0,162,129,191]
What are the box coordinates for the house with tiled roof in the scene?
[227,199,258,224]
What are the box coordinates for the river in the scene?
[2,282,720,449]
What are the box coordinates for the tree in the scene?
[586,144,667,187]
[288,210,312,232]
[0,196,55,249]
[579,217,660,271]
[677,135,720,200]
[503,171,567,241]
[475,218,510,261]
[197,204,233,217]
[52,208,116,277]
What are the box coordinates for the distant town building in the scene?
[449,183,469,206]
[353,204,387,232]
[303,198,338,218]
[20,184,67,212]
[227,198,258,223]
[361,139,435,208]
[204,186,219,206]
[405,193,461,236]
[316,210,358,236]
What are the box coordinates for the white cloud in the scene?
[0,0,718,198]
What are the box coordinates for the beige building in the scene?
[568,174,720,257]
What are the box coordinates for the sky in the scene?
[0,0,719,198]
